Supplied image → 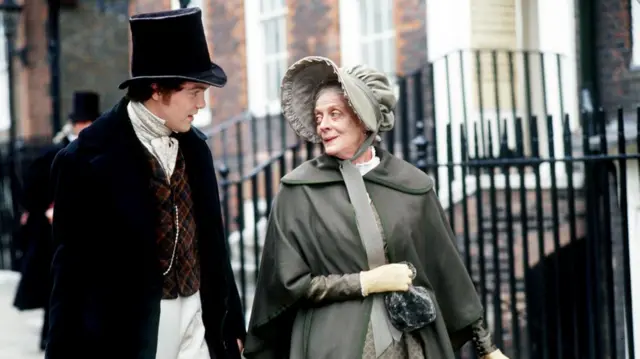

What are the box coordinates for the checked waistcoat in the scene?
[147,147,200,299]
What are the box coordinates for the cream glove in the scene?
[359,263,413,296]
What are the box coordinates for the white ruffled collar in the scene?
[354,146,380,175]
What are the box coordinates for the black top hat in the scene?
[118,7,227,90]
[69,91,101,123]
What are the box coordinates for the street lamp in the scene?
[0,0,22,271]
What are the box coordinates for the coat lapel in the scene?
[87,99,156,239]
[84,98,213,244]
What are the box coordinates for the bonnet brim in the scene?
[281,56,383,144]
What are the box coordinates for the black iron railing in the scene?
[0,136,53,271]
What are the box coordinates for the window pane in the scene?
[361,42,368,63]
[264,19,275,55]
[359,0,369,36]
[264,19,272,54]
[272,59,281,101]
[387,37,395,76]
[375,39,384,72]
[278,16,286,54]
[261,20,268,55]
[382,0,392,31]
[373,0,382,34]
[265,61,274,102]
[274,18,281,54]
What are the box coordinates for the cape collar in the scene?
[281,146,434,194]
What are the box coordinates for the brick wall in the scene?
[129,0,172,13]
[594,0,640,111]
[287,0,341,64]
[395,0,427,74]
[60,0,130,121]
[207,0,247,124]
[16,0,51,138]
[13,0,132,139]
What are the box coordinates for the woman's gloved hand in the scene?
[482,349,509,359]
[359,263,413,296]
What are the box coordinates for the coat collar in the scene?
[72,97,212,236]
[75,97,207,157]
[280,146,434,194]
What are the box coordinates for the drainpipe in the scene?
[48,0,61,134]
[578,0,601,133]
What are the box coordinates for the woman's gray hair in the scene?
[313,78,343,104]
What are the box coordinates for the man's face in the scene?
[150,81,210,133]
[72,121,93,135]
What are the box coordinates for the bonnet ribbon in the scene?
[338,75,402,357]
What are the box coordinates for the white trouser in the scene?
[155,291,210,359]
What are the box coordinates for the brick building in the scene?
[0,0,131,140]
[581,0,640,112]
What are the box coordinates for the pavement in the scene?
[0,270,252,359]
[0,271,45,359]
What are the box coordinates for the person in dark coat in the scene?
[13,90,100,351]
[45,7,245,359]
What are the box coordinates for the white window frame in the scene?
[0,18,9,132]
[171,0,213,127]
[632,0,640,68]
[245,0,288,116]
[339,0,396,81]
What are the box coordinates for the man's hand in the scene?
[237,339,244,353]
[483,349,509,359]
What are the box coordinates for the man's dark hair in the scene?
[125,78,186,102]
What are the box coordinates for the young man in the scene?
[46,8,245,359]
[13,90,100,352]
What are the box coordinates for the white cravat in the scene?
[128,101,179,181]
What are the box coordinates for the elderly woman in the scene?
[243,56,508,359]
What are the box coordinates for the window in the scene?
[340,0,396,80]
[633,0,640,67]
[469,0,519,112]
[245,0,288,115]
[0,19,9,132]
[171,0,212,127]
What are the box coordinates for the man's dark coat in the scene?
[45,98,246,359]
[13,138,68,312]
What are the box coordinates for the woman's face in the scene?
[314,88,367,160]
